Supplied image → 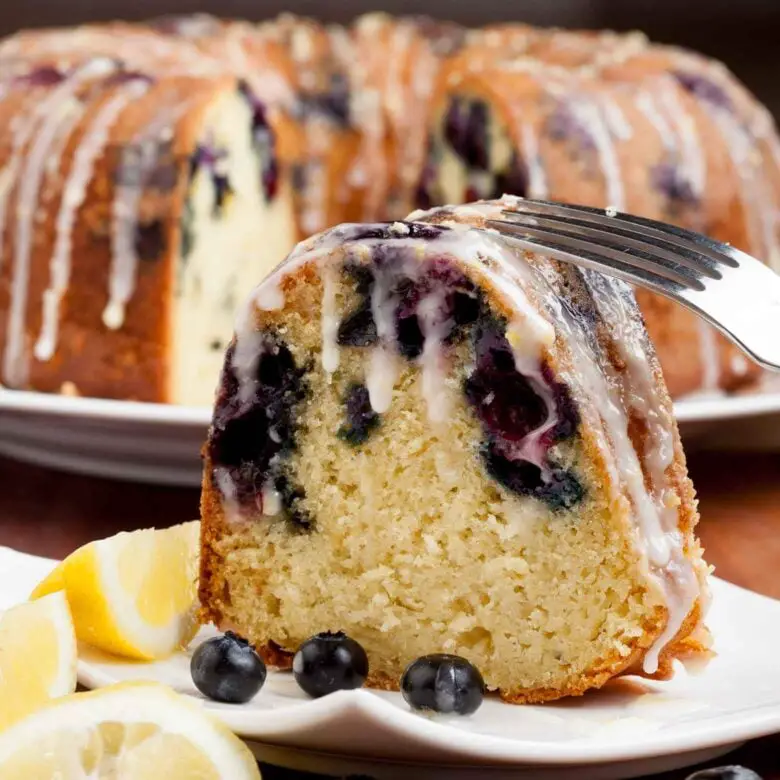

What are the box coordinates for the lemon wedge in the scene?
[29,562,65,600]
[0,681,261,779]
[0,591,77,731]
[32,521,200,660]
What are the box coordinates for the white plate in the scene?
[1,380,780,486]
[2,545,779,778]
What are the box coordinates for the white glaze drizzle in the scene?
[657,82,707,198]
[569,263,697,674]
[634,90,675,152]
[34,79,149,362]
[714,111,779,270]
[571,96,626,209]
[366,256,399,413]
[320,262,340,373]
[644,82,721,391]
[3,58,116,387]
[417,289,450,423]
[103,96,193,330]
[600,94,633,141]
[256,276,285,310]
[299,115,329,235]
[520,122,549,199]
[230,309,266,406]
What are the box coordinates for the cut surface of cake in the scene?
[199,198,711,703]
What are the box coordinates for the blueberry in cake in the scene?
[199,198,711,703]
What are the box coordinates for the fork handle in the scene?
[681,260,780,373]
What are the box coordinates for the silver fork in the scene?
[486,199,780,372]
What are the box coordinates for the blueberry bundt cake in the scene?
[199,198,711,703]
[0,14,778,402]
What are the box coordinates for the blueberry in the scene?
[338,384,380,445]
[482,444,584,511]
[262,155,279,202]
[292,632,369,698]
[134,219,166,261]
[396,314,425,359]
[545,102,595,151]
[213,173,232,215]
[191,631,267,704]
[106,70,154,87]
[401,654,484,715]
[685,768,763,780]
[451,291,481,328]
[309,72,351,126]
[343,262,375,294]
[465,318,549,442]
[14,66,65,87]
[549,380,580,443]
[651,162,697,204]
[337,301,377,347]
[465,368,548,443]
[464,101,489,171]
[209,335,308,509]
[348,223,444,243]
[444,98,468,157]
[274,473,313,530]
[444,98,489,170]
[238,81,278,201]
[492,153,528,199]
[673,72,732,111]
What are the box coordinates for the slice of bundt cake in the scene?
[199,197,711,703]
[0,56,296,404]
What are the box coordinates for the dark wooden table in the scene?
[1,450,779,780]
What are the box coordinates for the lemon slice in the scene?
[0,591,77,731]
[0,682,261,779]
[29,563,65,600]
[36,521,201,660]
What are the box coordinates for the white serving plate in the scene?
[2,545,779,779]
[1,381,780,486]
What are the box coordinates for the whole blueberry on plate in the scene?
[292,631,369,698]
[685,768,763,780]
[191,631,267,704]
[401,653,485,715]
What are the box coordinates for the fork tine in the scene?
[501,199,742,269]
[487,219,704,292]
[499,209,723,280]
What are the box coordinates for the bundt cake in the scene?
[0,13,777,403]
[199,198,711,703]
